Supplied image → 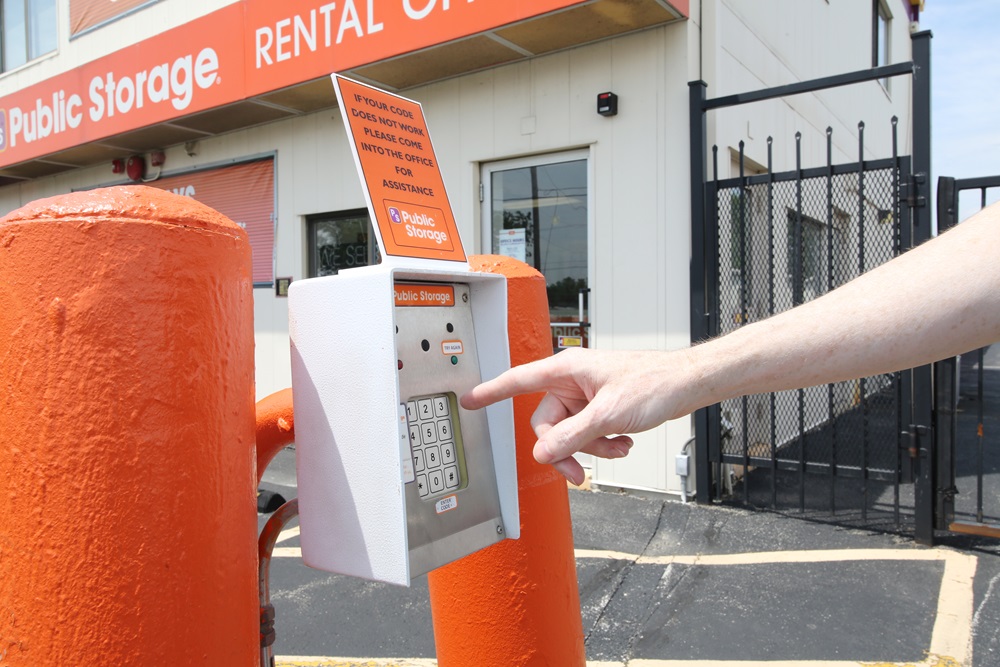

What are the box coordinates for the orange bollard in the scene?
[428,255,586,666]
[0,186,258,665]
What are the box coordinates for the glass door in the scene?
[482,151,591,355]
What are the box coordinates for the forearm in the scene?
[462,203,1000,478]
[682,202,1000,413]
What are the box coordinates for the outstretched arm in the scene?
[463,201,1000,484]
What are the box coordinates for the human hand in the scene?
[461,348,694,484]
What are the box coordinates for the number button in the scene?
[421,423,437,445]
[406,401,417,423]
[429,470,445,493]
[434,396,449,417]
[440,442,456,465]
[418,399,433,420]
[413,449,425,473]
[437,419,451,441]
[425,445,441,469]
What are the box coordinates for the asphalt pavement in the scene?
[258,444,1000,667]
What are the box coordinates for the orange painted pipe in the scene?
[0,186,258,666]
[256,388,295,485]
[428,255,586,666]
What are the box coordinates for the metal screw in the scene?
[496,525,504,534]
[462,293,468,303]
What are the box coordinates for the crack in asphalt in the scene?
[583,500,682,658]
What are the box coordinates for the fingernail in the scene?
[563,470,583,486]
[612,444,630,458]
[537,439,555,463]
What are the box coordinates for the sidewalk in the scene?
[260,451,1000,667]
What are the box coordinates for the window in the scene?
[2,0,57,73]
[873,0,891,89]
[786,210,847,303]
[307,210,379,277]
[728,188,752,273]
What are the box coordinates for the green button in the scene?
[451,356,458,365]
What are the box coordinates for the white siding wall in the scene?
[708,0,916,178]
[413,23,696,494]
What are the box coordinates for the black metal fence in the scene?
[933,176,1000,543]
[689,32,936,541]
[706,127,912,529]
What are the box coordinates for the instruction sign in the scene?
[333,75,466,264]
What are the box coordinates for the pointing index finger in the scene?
[460,358,558,410]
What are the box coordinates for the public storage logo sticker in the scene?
[393,283,455,307]
[384,201,453,251]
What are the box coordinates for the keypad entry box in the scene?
[289,265,518,586]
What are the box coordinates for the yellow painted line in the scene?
[574,548,639,560]
[636,548,967,566]
[929,552,977,664]
[274,548,978,667]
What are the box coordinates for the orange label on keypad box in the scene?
[393,283,455,307]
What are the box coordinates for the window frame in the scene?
[1,0,58,74]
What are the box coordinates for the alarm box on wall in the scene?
[288,264,518,586]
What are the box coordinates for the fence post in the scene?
[427,255,585,666]
[0,186,259,664]
[689,80,714,503]
[910,30,936,545]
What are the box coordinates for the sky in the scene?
[920,0,1000,217]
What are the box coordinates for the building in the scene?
[0,0,924,497]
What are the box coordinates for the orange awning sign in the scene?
[0,0,646,169]
[334,75,467,264]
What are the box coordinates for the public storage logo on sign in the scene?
[333,75,466,263]
[384,202,454,252]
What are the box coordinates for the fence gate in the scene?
[933,175,1000,542]
[690,33,936,541]
[703,127,918,531]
